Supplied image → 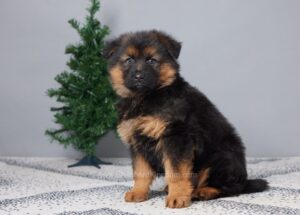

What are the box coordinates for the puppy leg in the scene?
[164,158,193,208]
[192,168,221,200]
[162,121,195,208]
[193,186,221,200]
[125,154,155,202]
[193,152,247,199]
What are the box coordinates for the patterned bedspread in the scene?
[0,157,299,215]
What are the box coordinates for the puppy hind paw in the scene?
[193,186,221,200]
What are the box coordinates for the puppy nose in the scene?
[135,73,144,81]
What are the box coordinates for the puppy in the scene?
[104,30,268,208]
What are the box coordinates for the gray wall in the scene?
[0,0,299,158]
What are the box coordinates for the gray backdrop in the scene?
[0,0,299,158]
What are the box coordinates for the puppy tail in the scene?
[242,179,269,194]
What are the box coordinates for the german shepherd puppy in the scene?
[104,30,268,208]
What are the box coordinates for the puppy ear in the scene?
[103,38,120,59]
[153,31,182,59]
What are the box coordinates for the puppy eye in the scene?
[146,58,157,65]
[124,57,135,65]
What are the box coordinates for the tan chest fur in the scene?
[117,116,168,145]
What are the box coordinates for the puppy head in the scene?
[104,30,181,98]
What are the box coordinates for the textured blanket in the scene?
[0,157,299,215]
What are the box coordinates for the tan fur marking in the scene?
[125,154,155,202]
[126,45,139,57]
[117,115,167,146]
[155,139,164,153]
[117,119,137,144]
[135,116,167,139]
[164,158,193,208]
[159,63,176,87]
[109,65,133,98]
[194,186,221,200]
[143,46,157,56]
[197,168,210,188]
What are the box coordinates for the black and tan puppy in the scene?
[104,30,268,208]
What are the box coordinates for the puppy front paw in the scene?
[124,191,148,202]
[165,194,191,208]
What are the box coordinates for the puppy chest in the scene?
[117,115,168,145]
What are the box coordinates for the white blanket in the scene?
[0,157,299,215]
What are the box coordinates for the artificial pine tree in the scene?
[46,0,117,168]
